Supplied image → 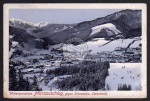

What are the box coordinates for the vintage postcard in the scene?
[3,3,147,98]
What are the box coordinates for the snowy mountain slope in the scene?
[34,22,49,28]
[105,63,141,90]
[10,19,75,38]
[9,19,36,30]
[61,37,141,58]
[10,19,49,29]
[9,26,50,52]
[74,9,141,30]
[43,9,141,44]
[90,23,121,37]
[78,37,141,54]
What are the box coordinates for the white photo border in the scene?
[3,3,147,98]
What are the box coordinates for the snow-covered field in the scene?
[60,37,141,55]
[85,38,141,54]
[90,23,121,36]
[105,63,141,91]
[30,37,141,57]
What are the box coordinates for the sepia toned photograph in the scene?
[3,3,147,98]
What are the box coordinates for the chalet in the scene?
[27,65,34,68]
[44,64,51,67]
[28,69,34,73]
[132,47,141,54]
[114,47,126,52]
[22,50,33,57]
[25,61,30,64]
[85,54,100,60]
[99,51,111,57]
[126,51,134,55]
[35,64,44,68]
[133,54,141,59]
[60,61,74,66]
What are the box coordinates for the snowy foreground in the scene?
[105,63,141,91]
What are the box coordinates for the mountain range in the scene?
[9,9,141,49]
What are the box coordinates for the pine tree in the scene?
[9,67,18,91]
[32,75,40,91]
[128,84,132,90]
[18,69,25,91]
[117,84,120,90]
[106,84,110,90]
[123,84,128,90]
[25,77,30,91]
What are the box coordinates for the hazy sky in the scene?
[9,9,123,24]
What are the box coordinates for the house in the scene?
[133,54,141,60]
[60,61,74,66]
[132,47,141,54]
[99,51,111,57]
[28,69,34,73]
[85,54,99,60]
[114,47,126,52]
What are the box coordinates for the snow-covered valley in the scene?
[9,36,142,91]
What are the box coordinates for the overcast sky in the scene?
[9,9,123,24]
